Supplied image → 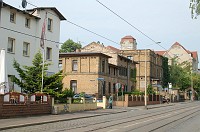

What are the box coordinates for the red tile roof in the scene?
[154,51,166,56]
[155,42,198,60]
[120,35,136,43]
[172,42,190,54]
[191,51,198,59]
[106,46,120,52]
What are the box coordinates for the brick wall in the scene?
[0,94,52,118]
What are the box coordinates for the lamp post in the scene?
[144,42,161,109]
[144,49,147,109]
[191,73,194,101]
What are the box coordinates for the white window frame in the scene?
[10,12,16,23]
[72,60,78,71]
[7,37,15,53]
[46,47,52,60]
[8,75,14,92]
[25,17,30,28]
[23,42,30,57]
[70,80,77,93]
[47,18,53,32]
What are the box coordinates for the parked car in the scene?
[73,94,94,99]
[73,94,81,99]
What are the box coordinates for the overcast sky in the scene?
[4,0,200,60]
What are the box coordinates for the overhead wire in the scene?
[22,0,121,46]
[7,0,183,62]
[95,0,182,60]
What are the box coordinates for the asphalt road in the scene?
[2,101,200,132]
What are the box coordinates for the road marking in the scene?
[107,129,118,132]
[124,114,171,128]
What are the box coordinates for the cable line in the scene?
[0,26,62,44]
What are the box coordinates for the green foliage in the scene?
[12,51,63,96]
[60,39,82,53]
[190,0,200,18]
[169,58,191,90]
[55,89,74,103]
[131,89,144,95]
[118,90,144,96]
[192,73,200,96]
[147,84,155,95]
[162,57,170,87]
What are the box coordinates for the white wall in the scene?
[0,5,62,92]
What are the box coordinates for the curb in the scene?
[0,110,127,131]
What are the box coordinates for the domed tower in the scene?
[120,35,137,50]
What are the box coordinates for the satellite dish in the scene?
[22,0,27,8]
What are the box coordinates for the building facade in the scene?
[60,52,137,98]
[155,42,199,72]
[120,35,164,91]
[0,2,66,91]
[120,49,164,91]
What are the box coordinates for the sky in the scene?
[3,0,200,64]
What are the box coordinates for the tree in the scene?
[12,51,63,96]
[162,57,170,87]
[60,39,82,53]
[169,58,191,90]
[190,0,200,18]
[147,84,155,95]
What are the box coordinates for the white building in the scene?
[0,2,66,92]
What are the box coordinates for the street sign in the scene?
[168,83,172,89]
[115,83,121,89]
[122,85,124,91]
[97,78,104,81]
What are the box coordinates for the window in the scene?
[108,82,111,94]
[47,18,53,31]
[25,18,30,28]
[8,75,14,92]
[113,83,116,94]
[23,42,30,56]
[70,80,77,93]
[59,59,62,70]
[7,37,15,53]
[103,81,106,95]
[10,12,16,23]
[46,47,52,60]
[108,66,111,74]
[72,60,78,71]
[102,59,105,73]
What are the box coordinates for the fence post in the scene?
[81,97,85,110]
[103,96,107,109]
[51,97,54,106]
[68,97,72,104]
[125,94,129,107]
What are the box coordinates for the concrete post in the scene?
[68,97,72,104]
[125,94,129,107]
[103,96,107,109]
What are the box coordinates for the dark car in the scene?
[73,94,93,99]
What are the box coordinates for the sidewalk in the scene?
[0,103,174,130]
